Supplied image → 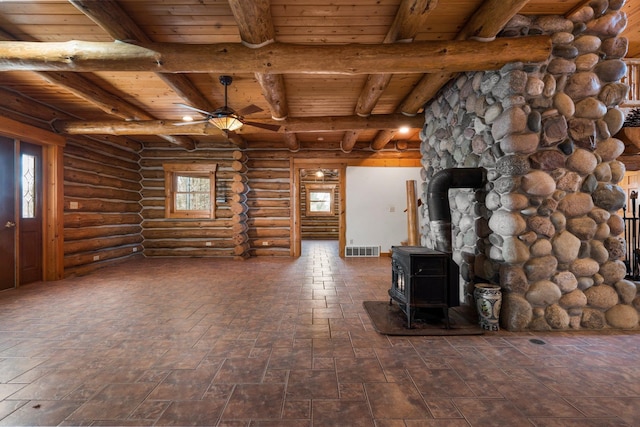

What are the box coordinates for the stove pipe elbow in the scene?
[427,167,486,253]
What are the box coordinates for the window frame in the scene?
[164,163,217,219]
[305,183,336,216]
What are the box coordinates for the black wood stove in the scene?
[388,246,459,328]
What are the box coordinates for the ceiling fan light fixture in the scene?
[209,114,244,131]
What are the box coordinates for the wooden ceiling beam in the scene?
[0,17,194,150]
[354,0,437,151]
[398,0,531,115]
[0,36,551,74]
[371,130,397,151]
[283,133,299,152]
[70,0,216,113]
[228,0,288,121]
[51,113,425,135]
[356,0,438,116]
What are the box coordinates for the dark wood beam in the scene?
[0,36,552,74]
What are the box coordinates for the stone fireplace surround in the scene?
[419,0,638,331]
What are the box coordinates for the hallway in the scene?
[0,241,639,426]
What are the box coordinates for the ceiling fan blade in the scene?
[174,103,212,116]
[236,104,263,116]
[173,120,209,126]
[244,121,282,132]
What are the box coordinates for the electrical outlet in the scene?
[205,241,212,247]
[350,239,353,244]
[262,241,269,246]
[69,201,78,210]
[132,247,137,252]
[92,255,100,261]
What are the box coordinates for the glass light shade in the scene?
[209,115,243,131]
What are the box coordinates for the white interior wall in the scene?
[345,166,422,253]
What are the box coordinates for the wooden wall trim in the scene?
[0,116,66,147]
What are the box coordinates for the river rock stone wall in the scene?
[419,1,639,330]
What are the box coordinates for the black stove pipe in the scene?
[427,167,487,253]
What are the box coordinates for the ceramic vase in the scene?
[474,283,502,331]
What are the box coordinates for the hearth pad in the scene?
[363,301,484,336]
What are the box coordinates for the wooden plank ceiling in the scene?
[0,0,637,151]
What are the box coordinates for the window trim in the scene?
[164,163,217,219]
[305,183,335,216]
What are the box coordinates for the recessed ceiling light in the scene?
[399,126,410,134]
[182,115,194,122]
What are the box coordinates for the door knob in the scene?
[4,221,15,228]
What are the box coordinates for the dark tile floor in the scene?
[1,240,639,426]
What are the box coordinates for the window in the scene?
[305,184,335,216]
[21,153,36,219]
[164,163,217,219]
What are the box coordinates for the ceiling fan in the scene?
[175,75,281,133]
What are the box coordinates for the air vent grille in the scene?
[345,246,380,257]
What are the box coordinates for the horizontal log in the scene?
[65,198,140,213]
[143,228,234,239]
[142,219,233,228]
[248,228,291,238]
[64,245,142,270]
[64,168,142,191]
[250,239,290,248]
[247,182,290,191]
[144,248,235,257]
[246,159,290,169]
[249,247,291,256]
[53,114,426,135]
[68,133,143,153]
[64,141,139,166]
[247,199,290,208]
[65,184,141,202]
[64,234,142,256]
[64,212,141,228]
[0,37,552,74]
[65,225,142,241]
[64,155,141,182]
[246,190,290,199]
[64,254,143,278]
[249,208,291,217]
[246,170,290,180]
[247,218,290,227]
[143,240,234,249]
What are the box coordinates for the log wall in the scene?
[140,141,241,257]
[63,135,143,276]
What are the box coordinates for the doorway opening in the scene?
[291,159,346,257]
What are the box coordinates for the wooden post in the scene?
[406,180,419,246]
